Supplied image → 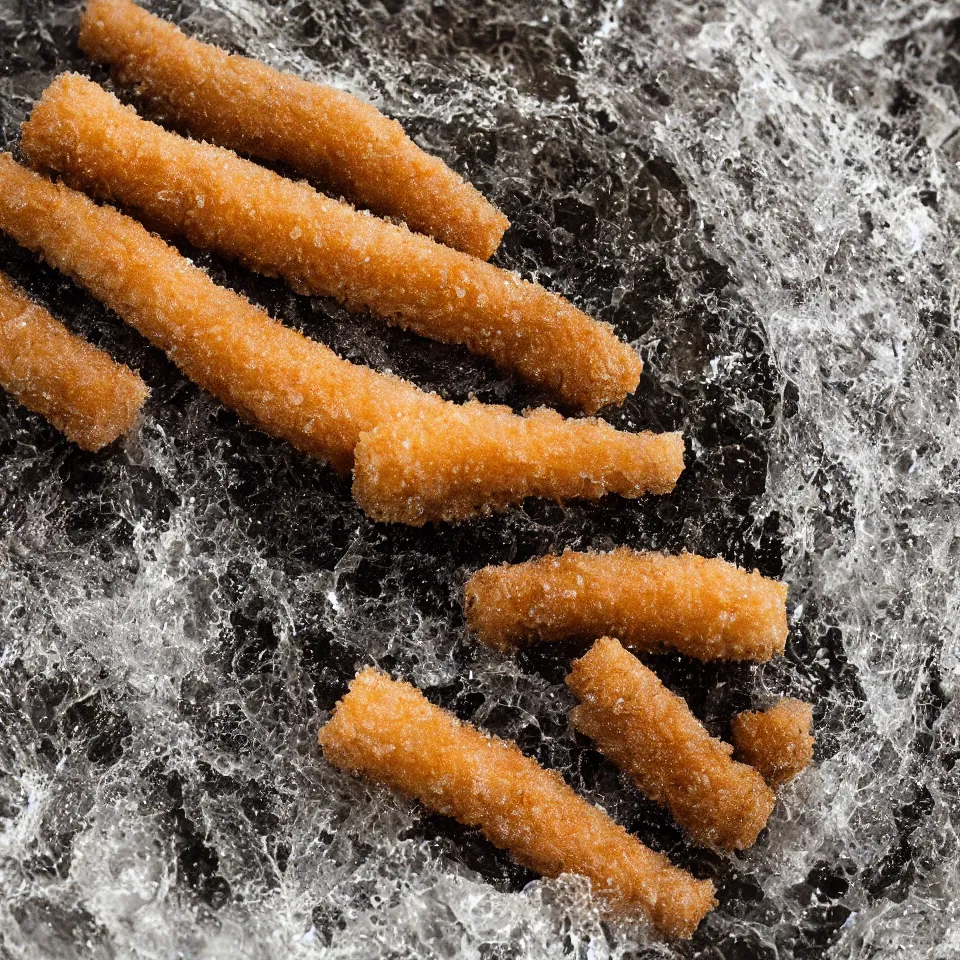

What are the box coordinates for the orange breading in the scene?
[22,74,642,414]
[0,270,147,451]
[318,667,716,939]
[351,403,684,525]
[464,548,788,659]
[566,638,776,851]
[0,153,442,473]
[79,0,509,260]
[732,698,814,788]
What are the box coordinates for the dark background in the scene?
[1,0,958,957]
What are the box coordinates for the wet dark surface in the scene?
[1,1,959,957]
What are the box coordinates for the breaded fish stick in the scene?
[465,549,788,660]
[79,0,509,260]
[0,270,147,451]
[318,667,716,939]
[567,638,776,851]
[0,154,441,473]
[732,698,814,788]
[22,75,641,414]
[352,403,684,525]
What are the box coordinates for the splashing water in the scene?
[1,0,958,957]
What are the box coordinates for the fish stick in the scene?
[79,0,509,260]
[318,667,716,939]
[0,153,443,473]
[351,403,684,525]
[0,269,147,451]
[464,548,788,660]
[567,638,776,851]
[21,74,641,414]
[0,155,655,509]
[731,698,814,788]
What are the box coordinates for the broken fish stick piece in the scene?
[0,269,147,451]
[351,403,684,525]
[732,698,814,788]
[567,637,776,851]
[22,74,641,414]
[464,549,788,660]
[79,0,509,260]
[318,667,716,939]
[0,153,442,473]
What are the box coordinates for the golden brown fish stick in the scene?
[732,698,814,788]
[22,74,641,414]
[464,548,788,660]
[352,403,684,525]
[0,270,147,451]
[318,667,716,939]
[0,154,442,473]
[79,0,509,260]
[567,638,776,851]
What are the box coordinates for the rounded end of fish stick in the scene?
[768,578,790,656]
[732,698,814,788]
[631,431,685,495]
[565,636,629,702]
[648,873,717,939]
[566,341,643,416]
[462,565,520,651]
[70,374,150,452]
[450,203,510,262]
[352,437,417,528]
[318,667,402,764]
[20,72,87,170]
[79,0,114,45]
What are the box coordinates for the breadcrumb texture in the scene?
[0,153,439,472]
[352,403,684,525]
[464,548,788,658]
[21,74,641,413]
[0,269,147,451]
[318,667,716,939]
[732,698,815,788]
[567,637,776,851]
[79,0,509,260]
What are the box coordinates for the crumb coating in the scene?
[0,154,440,472]
[79,0,508,260]
[0,270,147,451]
[318,667,716,939]
[465,548,788,659]
[732,698,814,787]
[351,403,684,525]
[567,637,776,850]
[22,74,641,413]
